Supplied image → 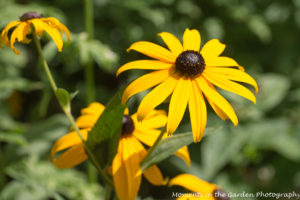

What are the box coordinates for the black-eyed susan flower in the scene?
[169,174,229,200]
[51,102,190,200]
[117,28,258,142]
[0,11,70,55]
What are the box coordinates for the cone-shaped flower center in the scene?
[20,12,44,21]
[175,50,205,78]
[122,115,135,136]
[213,189,230,200]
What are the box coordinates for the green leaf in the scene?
[87,88,125,168]
[141,127,218,172]
[141,132,193,171]
[0,132,27,146]
[55,88,70,110]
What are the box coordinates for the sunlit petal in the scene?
[204,71,256,103]
[158,32,183,57]
[200,39,225,59]
[117,60,172,76]
[127,41,176,63]
[183,28,201,51]
[167,78,191,135]
[188,80,207,142]
[137,75,179,121]
[197,76,238,126]
[205,67,258,93]
[122,69,170,105]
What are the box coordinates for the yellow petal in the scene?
[116,60,172,77]
[169,174,217,195]
[206,96,229,121]
[183,28,201,51]
[42,17,70,41]
[122,137,142,200]
[133,109,167,129]
[1,21,21,46]
[51,130,88,168]
[167,78,191,135]
[174,146,191,167]
[112,141,129,200]
[158,32,183,57]
[52,144,87,168]
[137,75,179,121]
[203,71,256,104]
[200,39,225,59]
[31,19,63,51]
[81,102,105,115]
[122,69,170,105]
[127,41,176,63]
[205,56,239,67]
[132,128,162,147]
[197,77,238,126]
[143,165,165,186]
[188,80,207,142]
[205,67,258,93]
[76,115,98,129]
[10,22,28,54]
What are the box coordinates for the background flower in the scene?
[1,11,70,54]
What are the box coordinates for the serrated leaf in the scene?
[55,88,70,110]
[87,88,125,168]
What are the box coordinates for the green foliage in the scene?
[87,88,125,168]
[0,0,300,199]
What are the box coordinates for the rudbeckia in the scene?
[169,174,229,200]
[51,102,190,200]
[0,11,70,55]
[117,28,258,142]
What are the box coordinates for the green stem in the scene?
[141,125,166,164]
[84,0,97,183]
[33,34,113,187]
[84,0,95,104]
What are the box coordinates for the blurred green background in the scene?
[0,0,300,199]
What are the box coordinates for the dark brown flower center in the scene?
[213,189,230,200]
[20,12,44,21]
[175,50,205,78]
[122,115,135,136]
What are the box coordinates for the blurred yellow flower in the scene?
[51,102,190,200]
[117,28,258,142]
[0,11,70,54]
[169,174,229,200]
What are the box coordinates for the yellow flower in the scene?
[117,28,258,142]
[51,102,190,200]
[169,174,229,200]
[0,11,70,55]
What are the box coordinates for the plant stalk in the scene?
[33,34,113,187]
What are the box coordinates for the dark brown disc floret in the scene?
[20,12,44,21]
[213,189,230,200]
[122,115,135,136]
[175,50,205,78]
